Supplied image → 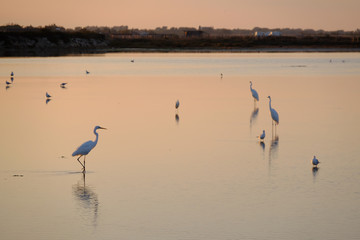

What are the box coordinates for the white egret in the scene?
[312,156,320,167]
[60,82,67,88]
[258,130,265,141]
[175,100,180,110]
[72,126,106,172]
[250,81,259,102]
[46,92,51,98]
[267,96,279,125]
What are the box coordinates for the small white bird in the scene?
[72,126,107,172]
[312,156,320,167]
[46,92,51,98]
[60,83,67,88]
[175,100,180,110]
[258,130,265,141]
[250,81,259,102]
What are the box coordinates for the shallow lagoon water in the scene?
[0,53,360,239]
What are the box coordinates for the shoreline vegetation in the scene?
[1,24,359,56]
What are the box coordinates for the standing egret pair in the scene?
[72,126,107,172]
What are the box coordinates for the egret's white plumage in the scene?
[268,96,279,125]
[250,81,259,102]
[46,92,51,98]
[312,156,320,166]
[175,100,180,109]
[72,126,106,171]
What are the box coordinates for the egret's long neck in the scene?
[268,98,272,110]
[93,129,99,145]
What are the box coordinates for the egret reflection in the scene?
[249,107,259,130]
[73,173,99,227]
[269,134,279,166]
[312,166,319,181]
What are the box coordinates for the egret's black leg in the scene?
[77,155,85,170]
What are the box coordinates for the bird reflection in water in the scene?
[46,98,52,104]
[250,107,259,130]
[175,113,180,124]
[73,173,99,228]
[259,141,265,151]
[269,133,279,167]
[312,166,319,180]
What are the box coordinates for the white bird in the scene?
[258,130,265,141]
[175,100,180,110]
[46,92,51,98]
[72,126,107,172]
[267,96,279,125]
[250,81,259,102]
[60,82,67,88]
[312,156,320,167]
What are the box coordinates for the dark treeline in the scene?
[1,24,360,56]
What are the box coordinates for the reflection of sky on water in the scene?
[72,173,99,228]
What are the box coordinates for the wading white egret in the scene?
[250,81,259,102]
[72,126,106,172]
[175,100,180,110]
[46,92,51,98]
[312,156,320,167]
[267,96,279,125]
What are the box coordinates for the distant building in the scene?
[184,30,206,38]
[254,31,281,37]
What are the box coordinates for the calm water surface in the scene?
[0,53,360,239]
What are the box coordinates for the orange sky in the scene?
[1,0,359,30]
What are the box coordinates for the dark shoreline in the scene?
[1,47,360,57]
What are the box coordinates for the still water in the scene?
[0,52,359,239]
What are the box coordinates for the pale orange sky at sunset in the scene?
[1,0,359,30]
